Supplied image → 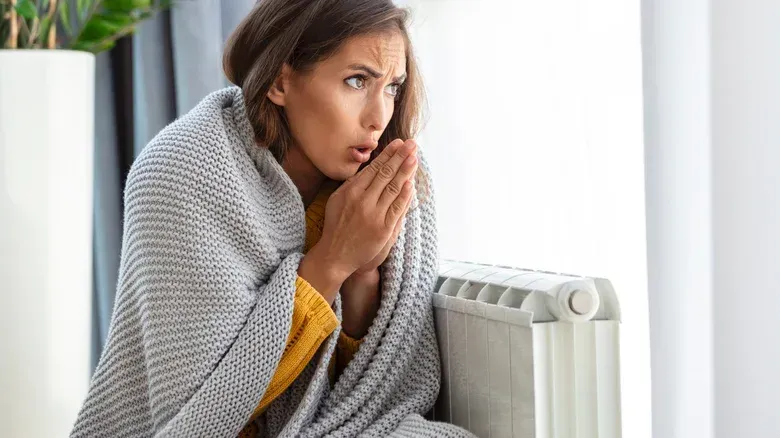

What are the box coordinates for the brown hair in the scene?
[223,0,430,199]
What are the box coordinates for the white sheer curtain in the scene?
[643,0,780,436]
[399,1,649,436]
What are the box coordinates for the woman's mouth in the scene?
[349,147,372,163]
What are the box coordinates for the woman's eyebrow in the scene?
[348,64,407,83]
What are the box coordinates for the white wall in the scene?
[400,1,650,436]
[643,0,780,436]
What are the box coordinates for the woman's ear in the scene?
[267,64,292,107]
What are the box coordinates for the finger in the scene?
[366,139,417,203]
[349,139,404,191]
[388,185,414,249]
[381,190,413,260]
[391,189,413,240]
[384,179,414,229]
[376,151,417,213]
[383,219,403,255]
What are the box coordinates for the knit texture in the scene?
[70,87,474,438]
[248,277,339,419]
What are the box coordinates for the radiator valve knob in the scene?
[569,290,594,315]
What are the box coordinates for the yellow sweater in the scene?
[239,183,361,437]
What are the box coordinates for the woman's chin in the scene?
[323,163,360,182]
[318,150,368,181]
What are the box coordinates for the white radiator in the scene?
[431,260,622,438]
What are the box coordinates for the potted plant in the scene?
[0,1,169,436]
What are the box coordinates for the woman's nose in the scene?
[362,93,391,133]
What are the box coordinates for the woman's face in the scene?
[268,32,407,182]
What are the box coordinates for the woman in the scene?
[72,0,473,437]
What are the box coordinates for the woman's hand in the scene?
[352,175,414,276]
[340,180,414,338]
[298,138,418,303]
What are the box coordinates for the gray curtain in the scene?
[91,0,256,372]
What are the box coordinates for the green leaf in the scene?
[69,0,171,52]
[72,38,116,53]
[77,0,91,20]
[99,12,136,26]
[78,13,131,42]
[14,0,38,20]
[39,16,52,45]
[103,0,152,12]
[59,0,72,36]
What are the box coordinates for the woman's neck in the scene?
[281,145,326,209]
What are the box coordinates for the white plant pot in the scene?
[0,50,95,437]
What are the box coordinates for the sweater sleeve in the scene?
[335,331,364,379]
[246,277,339,422]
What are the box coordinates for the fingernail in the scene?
[406,155,417,165]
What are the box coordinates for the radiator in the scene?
[431,260,622,438]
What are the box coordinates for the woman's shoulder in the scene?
[134,88,245,164]
[122,88,304,238]
[126,88,255,197]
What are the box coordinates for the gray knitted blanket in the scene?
[71,88,473,438]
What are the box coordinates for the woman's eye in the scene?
[386,84,401,97]
[345,76,366,89]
